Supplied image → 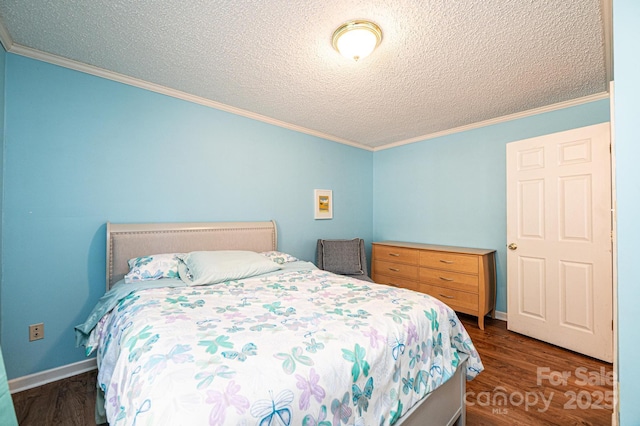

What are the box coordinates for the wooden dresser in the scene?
[372,241,496,330]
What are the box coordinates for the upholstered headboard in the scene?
[106,220,277,290]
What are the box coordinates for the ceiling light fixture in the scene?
[332,20,382,62]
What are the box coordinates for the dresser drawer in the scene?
[374,274,419,292]
[419,268,479,294]
[419,283,479,313]
[374,245,419,265]
[373,260,418,280]
[420,251,478,274]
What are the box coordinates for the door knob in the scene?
[508,243,518,250]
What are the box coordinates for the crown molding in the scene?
[4,41,608,154]
[374,92,610,151]
[7,43,374,152]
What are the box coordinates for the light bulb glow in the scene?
[332,21,382,62]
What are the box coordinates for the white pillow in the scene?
[178,251,281,286]
[124,253,183,283]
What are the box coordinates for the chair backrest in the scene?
[316,238,368,277]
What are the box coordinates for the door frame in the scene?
[609,82,619,426]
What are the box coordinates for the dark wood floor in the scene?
[11,316,613,425]
[462,315,612,425]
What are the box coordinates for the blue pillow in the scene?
[178,251,281,286]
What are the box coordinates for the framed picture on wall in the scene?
[314,189,333,220]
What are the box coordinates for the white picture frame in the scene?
[314,189,333,220]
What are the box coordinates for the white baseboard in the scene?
[8,357,97,394]
[493,310,507,321]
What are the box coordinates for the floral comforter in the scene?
[76,264,483,425]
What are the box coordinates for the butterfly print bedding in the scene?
[78,266,483,425]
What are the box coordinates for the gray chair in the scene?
[316,238,373,282]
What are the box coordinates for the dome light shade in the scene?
[332,20,382,61]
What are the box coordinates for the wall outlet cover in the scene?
[29,323,44,341]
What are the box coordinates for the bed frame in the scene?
[103,220,468,425]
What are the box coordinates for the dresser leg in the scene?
[478,315,485,330]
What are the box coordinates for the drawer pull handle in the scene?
[439,260,454,264]
[439,277,454,281]
[388,268,400,272]
[439,294,454,299]
[388,253,400,257]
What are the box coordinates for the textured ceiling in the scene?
[0,0,609,149]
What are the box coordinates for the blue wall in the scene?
[613,1,640,423]
[373,100,610,313]
[0,54,373,379]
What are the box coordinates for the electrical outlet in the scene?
[29,323,44,341]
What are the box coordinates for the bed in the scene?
[75,220,483,425]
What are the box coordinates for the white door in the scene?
[506,123,613,362]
